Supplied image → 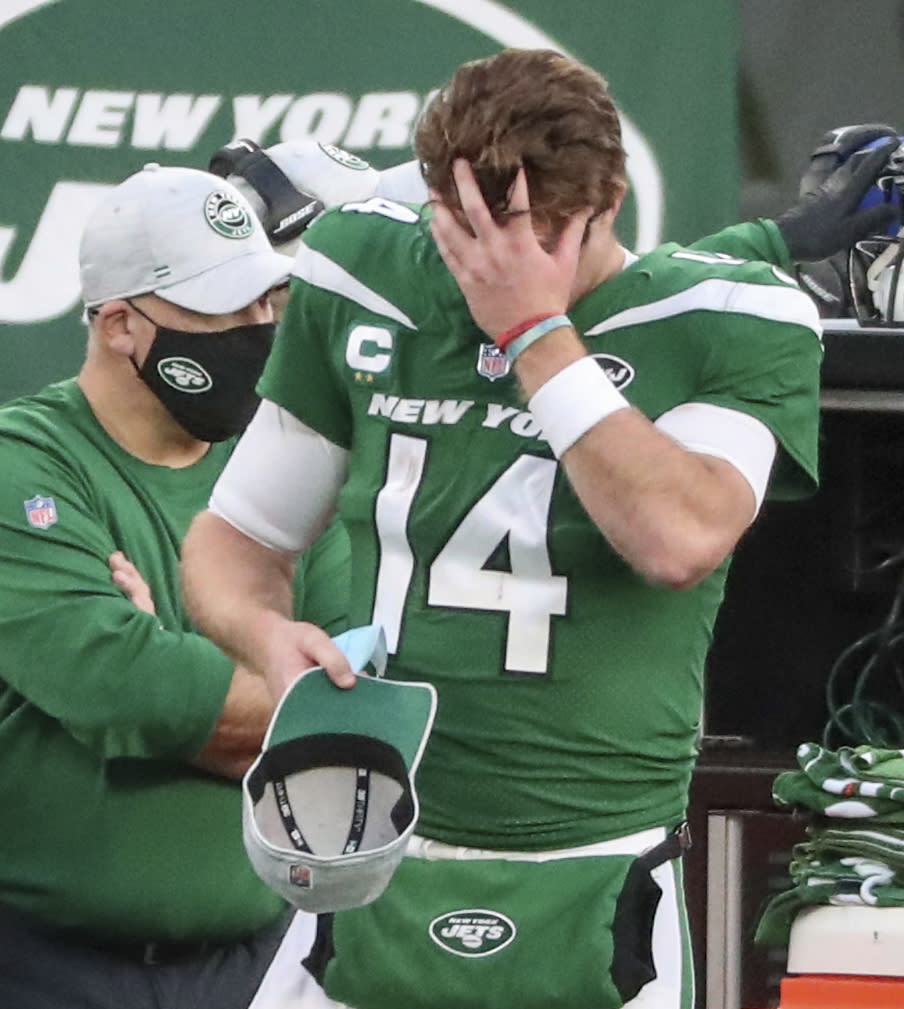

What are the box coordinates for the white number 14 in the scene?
[372,433,567,674]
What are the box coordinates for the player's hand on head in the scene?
[429,159,591,340]
[109,551,156,616]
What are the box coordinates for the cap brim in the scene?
[268,670,437,774]
[156,249,293,314]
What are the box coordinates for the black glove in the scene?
[798,123,899,196]
[774,131,901,262]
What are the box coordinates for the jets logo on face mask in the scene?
[204,191,254,238]
[157,357,213,392]
[428,909,516,957]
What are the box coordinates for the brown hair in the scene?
[416,49,626,239]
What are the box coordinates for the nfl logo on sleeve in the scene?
[24,495,58,530]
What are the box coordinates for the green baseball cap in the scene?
[242,625,437,913]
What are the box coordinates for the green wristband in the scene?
[504,314,572,362]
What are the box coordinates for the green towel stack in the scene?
[755,742,904,945]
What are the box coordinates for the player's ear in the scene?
[91,299,139,357]
[608,180,627,218]
[589,182,627,239]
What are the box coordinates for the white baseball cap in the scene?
[242,625,437,913]
[80,163,293,314]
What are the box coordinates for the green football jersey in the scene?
[0,378,348,940]
[261,201,822,849]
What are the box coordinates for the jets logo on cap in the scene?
[318,143,371,171]
[157,357,213,393]
[204,191,254,238]
[428,909,516,957]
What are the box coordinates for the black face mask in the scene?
[129,304,275,442]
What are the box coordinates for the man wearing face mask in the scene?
[0,163,349,1009]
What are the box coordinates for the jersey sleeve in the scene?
[0,438,233,762]
[690,219,792,270]
[258,241,353,448]
[260,203,425,445]
[629,240,822,501]
[292,516,351,635]
[692,273,822,500]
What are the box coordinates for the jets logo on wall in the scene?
[204,191,254,239]
[0,0,745,408]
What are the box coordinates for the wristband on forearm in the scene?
[504,315,572,362]
[528,356,630,457]
[495,313,569,353]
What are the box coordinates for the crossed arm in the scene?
[108,549,273,779]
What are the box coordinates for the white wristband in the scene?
[528,356,630,457]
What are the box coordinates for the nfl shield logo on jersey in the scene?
[24,495,58,530]
[476,344,511,382]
